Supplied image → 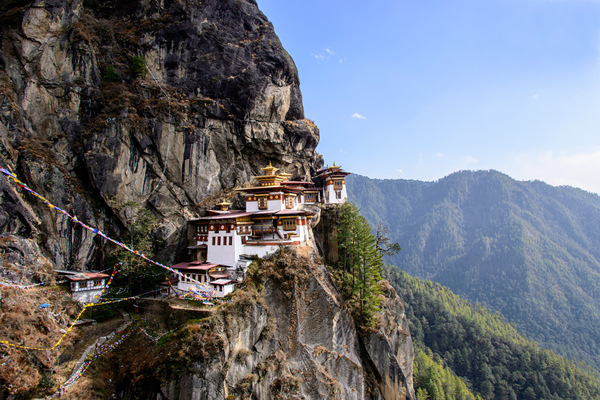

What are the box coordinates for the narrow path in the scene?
[49,310,132,398]
[69,310,131,373]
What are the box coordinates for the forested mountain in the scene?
[347,171,600,370]
[386,268,600,399]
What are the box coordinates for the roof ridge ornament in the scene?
[216,199,233,211]
[262,162,278,176]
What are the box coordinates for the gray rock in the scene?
[0,0,322,269]
[125,254,415,399]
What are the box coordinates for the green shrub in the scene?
[131,55,147,79]
[103,65,121,82]
[38,372,54,390]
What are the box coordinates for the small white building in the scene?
[170,261,235,298]
[209,279,236,297]
[62,272,110,304]
[312,163,350,204]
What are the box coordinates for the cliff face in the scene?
[0,2,416,399]
[0,0,322,270]
[112,251,415,400]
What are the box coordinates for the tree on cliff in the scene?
[114,202,162,293]
[334,202,386,329]
[375,223,401,257]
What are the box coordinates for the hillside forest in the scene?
[385,266,600,399]
[347,171,600,372]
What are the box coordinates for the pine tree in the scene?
[334,202,385,330]
[115,202,162,293]
[375,223,401,257]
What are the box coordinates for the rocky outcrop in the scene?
[313,205,340,265]
[0,0,322,271]
[113,251,415,399]
[362,281,415,400]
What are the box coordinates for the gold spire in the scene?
[261,162,278,176]
[280,170,293,180]
[216,199,233,211]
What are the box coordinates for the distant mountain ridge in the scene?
[347,170,600,370]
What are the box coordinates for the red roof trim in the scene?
[65,272,109,281]
[210,279,235,286]
[170,262,218,271]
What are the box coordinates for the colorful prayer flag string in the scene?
[0,166,221,351]
[51,317,146,397]
[0,167,211,293]
[0,288,159,351]
[0,279,47,289]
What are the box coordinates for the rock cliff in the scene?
[0,1,416,398]
[110,251,415,399]
[0,0,322,270]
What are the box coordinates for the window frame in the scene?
[282,218,297,231]
[258,196,268,210]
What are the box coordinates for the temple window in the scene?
[282,219,297,231]
[285,196,294,209]
[258,197,267,209]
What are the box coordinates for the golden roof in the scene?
[261,162,278,176]
[280,170,293,179]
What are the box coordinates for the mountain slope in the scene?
[347,171,600,369]
[386,267,600,400]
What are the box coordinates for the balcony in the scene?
[252,226,277,234]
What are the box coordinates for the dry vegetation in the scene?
[247,248,320,298]
[9,251,328,398]
[0,285,82,397]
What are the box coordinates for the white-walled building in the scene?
[62,272,110,304]
[187,163,318,269]
[170,162,351,298]
[169,261,235,299]
[312,164,350,205]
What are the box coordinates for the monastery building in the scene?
[168,163,350,298]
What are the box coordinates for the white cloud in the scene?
[351,113,366,120]
[509,148,600,195]
[532,94,539,100]
[312,53,325,61]
[396,169,405,174]
[463,155,479,165]
[326,48,335,55]
[435,152,445,158]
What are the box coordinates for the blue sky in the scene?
[256,0,600,195]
